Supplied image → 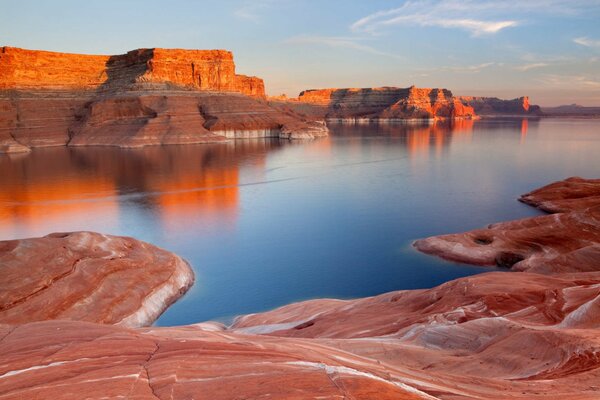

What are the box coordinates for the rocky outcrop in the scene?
[0,47,328,153]
[0,47,263,96]
[270,88,544,122]
[457,95,543,116]
[414,177,600,273]
[0,320,434,400]
[0,232,194,327]
[270,86,477,121]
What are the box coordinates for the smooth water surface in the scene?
[1,118,599,326]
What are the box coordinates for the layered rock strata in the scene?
[0,231,194,327]
[270,86,478,122]
[270,88,543,123]
[0,47,327,153]
[457,95,543,116]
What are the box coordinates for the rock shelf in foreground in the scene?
[0,231,194,327]
[1,177,600,399]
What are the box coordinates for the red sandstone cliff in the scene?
[0,47,264,96]
[270,87,543,122]
[274,86,477,121]
[0,47,327,153]
[457,95,543,116]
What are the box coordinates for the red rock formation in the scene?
[0,47,328,152]
[414,177,600,273]
[0,232,193,327]
[276,86,477,121]
[0,47,263,96]
[457,95,543,116]
[0,320,432,400]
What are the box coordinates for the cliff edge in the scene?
[0,46,328,153]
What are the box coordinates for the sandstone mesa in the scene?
[269,86,541,122]
[1,178,599,399]
[0,46,328,153]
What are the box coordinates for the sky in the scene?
[2,0,600,106]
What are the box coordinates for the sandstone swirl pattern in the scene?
[1,178,599,399]
[0,232,194,327]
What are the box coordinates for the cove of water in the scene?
[1,118,599,326]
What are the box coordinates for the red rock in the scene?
[0,320,430,400]
[2,179,600,399]
[275,86,477,121]
[0,47,263,97]
[414,177,600,273]
[457,95,543,116]
[519,176,600,213]
[0,47,328,152]
[0,232,193,327]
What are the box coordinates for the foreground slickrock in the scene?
[0,232,193,327]
[414,177,600,273]
[0,46,328,153]
[1,177,599,399]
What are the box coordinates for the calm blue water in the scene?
[1,118,599,326]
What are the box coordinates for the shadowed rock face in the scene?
[0,232,194,327]
[0,47,327,153]
[457,96,543,116]
[1,178,600,399]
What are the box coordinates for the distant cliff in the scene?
[270,86,476,121]
[271,87,542,122]
[0,47,327,153]
[0,46,264,97]
[457,96,543,116]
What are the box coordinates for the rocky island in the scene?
[1,177,599,399]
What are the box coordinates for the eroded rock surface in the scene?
[0,47,328,152]
[2,178,599,399]
[0,232,194,327]
[457,96,543,116]
[271,86,477,121]
[414,177,600,273]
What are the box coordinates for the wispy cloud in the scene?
[514,62,549,71]
[574,37,600,48]
[351,1,518,36]
[234,0,274,23]
[351,0,600,37]
[538,73,600,89]
[284,35,402,59]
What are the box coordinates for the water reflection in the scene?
[2,117,593,327]
[0,119,541,240]
[0,140,283,239]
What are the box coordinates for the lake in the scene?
[1,118,599,326]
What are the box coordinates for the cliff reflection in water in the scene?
[0,140,282,239]
[0,118,536,241]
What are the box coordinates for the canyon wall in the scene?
[270,87,543,122]
[0,47,326,153]
[0,46,264,96]
[458,95,543,116]
[270,86,477,121]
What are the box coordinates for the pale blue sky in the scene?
[2,0,600,105]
